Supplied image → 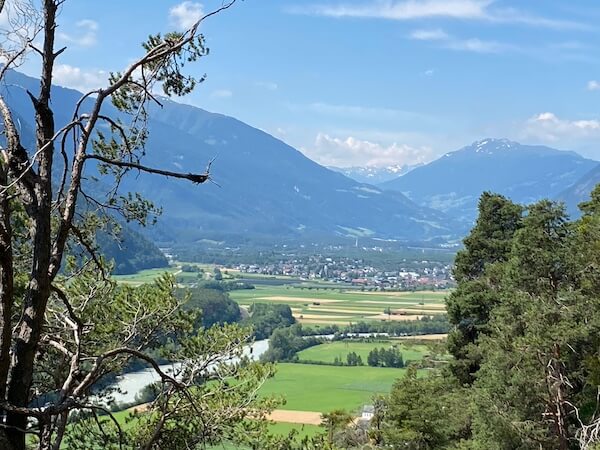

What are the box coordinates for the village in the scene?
[232,254,454,290]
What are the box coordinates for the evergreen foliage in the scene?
[377,188,600,450]
[179,287,241,329]
[244,303,296,340]
[366,347,405,368]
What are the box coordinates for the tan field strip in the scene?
[360,300,446,307]
[267,409,323,425]
[255,296,341,304]
[350,290,447,297]
[297,319,352,325]
[393,333,448,341]
[391,309,445,315]
[306,307,380,315]
[408,304,447,310]
[293,314,355,320]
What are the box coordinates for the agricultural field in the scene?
[112,267,181,286]
[111,265,450,328]
[259,363,413,413]
[297,340,431,364]
[230,284,449,326]
[106,265,447,444]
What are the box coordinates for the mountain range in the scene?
[329,164,422,184]
[4,70,600,256]
[2,70,458,251]
[381,138,597,221]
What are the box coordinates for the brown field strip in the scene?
[390,309,445,315]
[255,296,342,303]
[293,314,355,320]
[306,307,380,315]
[267,409,323,425]
[393,333,448,341]
[359,300,446,307]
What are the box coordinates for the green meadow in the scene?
[297,340,431,364]
[260,363,410,413]
[111,267,180,286]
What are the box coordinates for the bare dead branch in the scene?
[85,154,210,184]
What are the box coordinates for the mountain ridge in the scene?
[381,138,597,221]
[2,70,461,247]
[329,164,423,184]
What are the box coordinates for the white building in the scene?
[361,405,374,421]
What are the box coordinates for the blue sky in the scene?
[10,0,600,167]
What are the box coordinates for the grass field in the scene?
[269,422,321,438]
[260,363,409,413]
[297,340,430,364]
[231,284,449,326]
[112,267,180,286]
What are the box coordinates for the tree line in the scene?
[367,347,405,368]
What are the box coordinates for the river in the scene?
[107,339,270,405]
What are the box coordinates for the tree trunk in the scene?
[5,3,57,447]
[0,164,15,449]
[6,212,53,450]
[548,344,571,450]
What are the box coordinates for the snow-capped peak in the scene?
[472,138,518,154]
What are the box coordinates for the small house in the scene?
[361,405,374,421]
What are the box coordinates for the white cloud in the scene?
[587,80,600,91]
[255,81,278,91]
[488,8,589,31]
[210,89,233,99]
[409,28,512,53]
[169,1,204,30]
[57,19,98,48]
[294,0,490,20]
[410,29,448,41]
[52,64,107,92]
[424,69,435,76]
[522,112,600,143]
[444,37,511,53]
[301,132,433,167]
[290,0,586,30]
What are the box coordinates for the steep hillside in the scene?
[556,163,600,217]
[2,71,460,246]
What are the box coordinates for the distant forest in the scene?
[97,226,169,275]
